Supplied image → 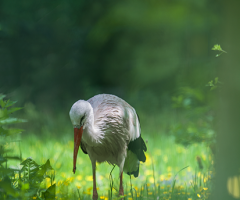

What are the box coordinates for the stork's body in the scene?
[69,94,147,199]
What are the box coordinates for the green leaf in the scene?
[212,44,227,57]
[0,126,8,135]
[0,99,5,108]
[38,159,53,178]
[42,184,56,200]
[7,107,23,114]
[0,176,19,197]
[5,100,17,108]
[0,94,6,101]
[42,159,53,171]
[212,44,222,51]
[20,157,40,181]
[0,117,27,125]
[7,128,25,135]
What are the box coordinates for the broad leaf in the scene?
[42,184,56,200]
[20,157,40,181]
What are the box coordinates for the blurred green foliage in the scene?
[0,0,220,114]
[171,87,215,147]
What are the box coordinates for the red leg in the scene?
[92,162,98,200]
[119,172,124,197]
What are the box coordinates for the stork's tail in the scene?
[127,164,139,177]
[124,136,147,177]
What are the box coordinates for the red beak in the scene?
[73,126,83,174]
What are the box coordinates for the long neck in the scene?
[83,105,103,146]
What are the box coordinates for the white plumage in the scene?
[69,94,147,199]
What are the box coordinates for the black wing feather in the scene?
[80,141,88,154]
[128,135,147,162]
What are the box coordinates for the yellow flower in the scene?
[179,185,184,190]
[197,194,201,198]
[46,179,51,188]
[197,172,201,177]
[83,191,91,195]
[188,198,192,200]
[149,177,155,183]
[67,177,74,183]
[77,175,82,180]
[160,175,165,181]
[134,186,139,191]
[86,176,93,181]
[32,197,37,199]
[201,154,206,161]
[63,181,69,186]
[100,196,105,199]
[87,187,93,191]
[128,198,133,200]
[203,187,208,190]
[145,153,152,166]
[148,192,153,195]
[57,180,63,186]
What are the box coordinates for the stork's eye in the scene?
[80,114,85,126]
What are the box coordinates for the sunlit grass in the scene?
[9,128,214,199]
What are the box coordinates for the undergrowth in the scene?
[0,94,55,199]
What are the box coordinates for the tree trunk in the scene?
[211,1,240,199]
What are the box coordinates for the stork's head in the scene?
[69,100,91,174]
[69,100,91,128]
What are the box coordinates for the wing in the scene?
[127,113,147,162]
[80,141,88,154]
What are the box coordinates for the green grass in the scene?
[9,129,213,199]
[7,104,214,199]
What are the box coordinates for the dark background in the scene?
[0,0,221,114]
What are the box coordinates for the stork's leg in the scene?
[119,171,124,197]
[92,161,98,200]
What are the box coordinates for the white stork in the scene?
[69,94,147,199]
